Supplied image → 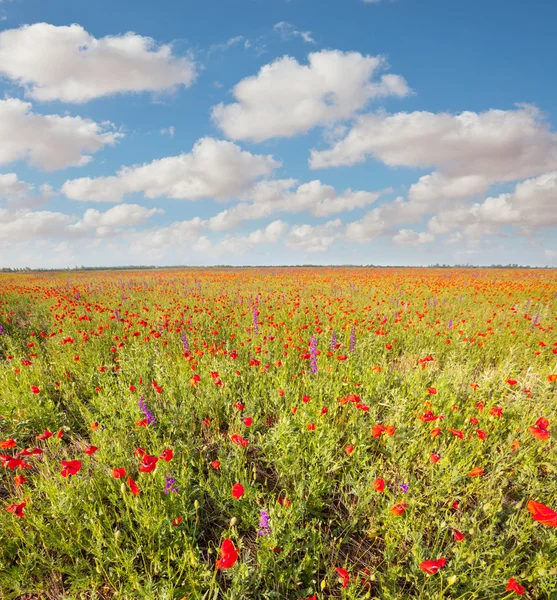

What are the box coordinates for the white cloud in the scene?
[0,172,32,197]
[160,125,175,137]
[62,137,280,202]
[207,179,380,231]
[0,203,162,244]
[212,50,410,142]
[273,22,315,44]
[285,219,342,253]
[392,229,435,246]
[310,106,557,184]
[315,106,557,242]
[209,36,249,54]
[0,98,121,171]
[74,203,164,229]
[0,23,196,103]
[428,171,557,237]
[129,218,286,260]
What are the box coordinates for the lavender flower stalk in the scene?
[138,397,156,426]
[349,327,356,353]
[114,308,120,322]
[164,476,178,495]
[309,335,318,375]
[330,330,337,351]
[253,306,258,335]
[447,318,453,329]
[181,332,189,352]
[257,509,271,536]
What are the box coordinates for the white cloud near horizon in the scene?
[0,23,196,103]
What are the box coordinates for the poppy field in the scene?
[1,267,557,599]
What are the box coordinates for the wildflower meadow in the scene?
[1,267,557,599]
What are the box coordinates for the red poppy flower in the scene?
[37,430,53,440]
[506,379,517,386]
[527,500,557,526]
[134,447,146,457]
[91,421,99,430]
[243,417,253,427]
[112,468,126,478]
[0,438,17,449]
[232,483,244,499]
[230,433,249,446]
[468,466,484,477]
[427,387,437,395]
[506,578,525,595]
[372,424,385,438]
[173,516,183,527]
[475,429,487,440]
[83,445,98,455]
[453,529,465,542]
[430,452,441,463]
[373,478,385,492]
[420,557,446,574]
[234,402,245,411]
[449,429,463,439]
[307,423,315,431]
[127,476,140,495]
[335,567,350,588]
[490,406,503,418]
[160,449,173,462]
[57,429,64,439]
[6,500,26,517]
[139,455,158,473]
[211,460,221,469]
[302,395,311,403]
[430,427,442,438]
[14,474,27,488]
[60,460,82,477]
[216,538,238,569]
[30,385,40,394]
[345,445,354,455]
[391,503,406,516]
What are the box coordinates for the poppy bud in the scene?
[230,517,237,527]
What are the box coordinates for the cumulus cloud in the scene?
[130,218,286,260]
[0,23,196,103]
[310,106,557,190]
[207,179,380,231]
[62,137,280,203]
[212,50,409,142]
[0,172,32,198]
[0,203,162,243]
[428,171,557,238]
[392,229,435,246]
[0,98,121,171]
[285,219,342,253]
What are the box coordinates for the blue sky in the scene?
[1,0,556,267]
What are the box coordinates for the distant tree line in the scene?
[1,263,554,273]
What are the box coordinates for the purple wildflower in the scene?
[138,397,156,426]
[400,483,409,494]
[447,318,453,329]
[164,476,178,495]
[181,332,189,352]
[114,308,120,322]
[309,335,318,375]
[349,327,356,353]
[257,509,270,536]
[330,330,337,351]
[253,306,258,335]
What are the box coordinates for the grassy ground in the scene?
[1,267,556,599]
